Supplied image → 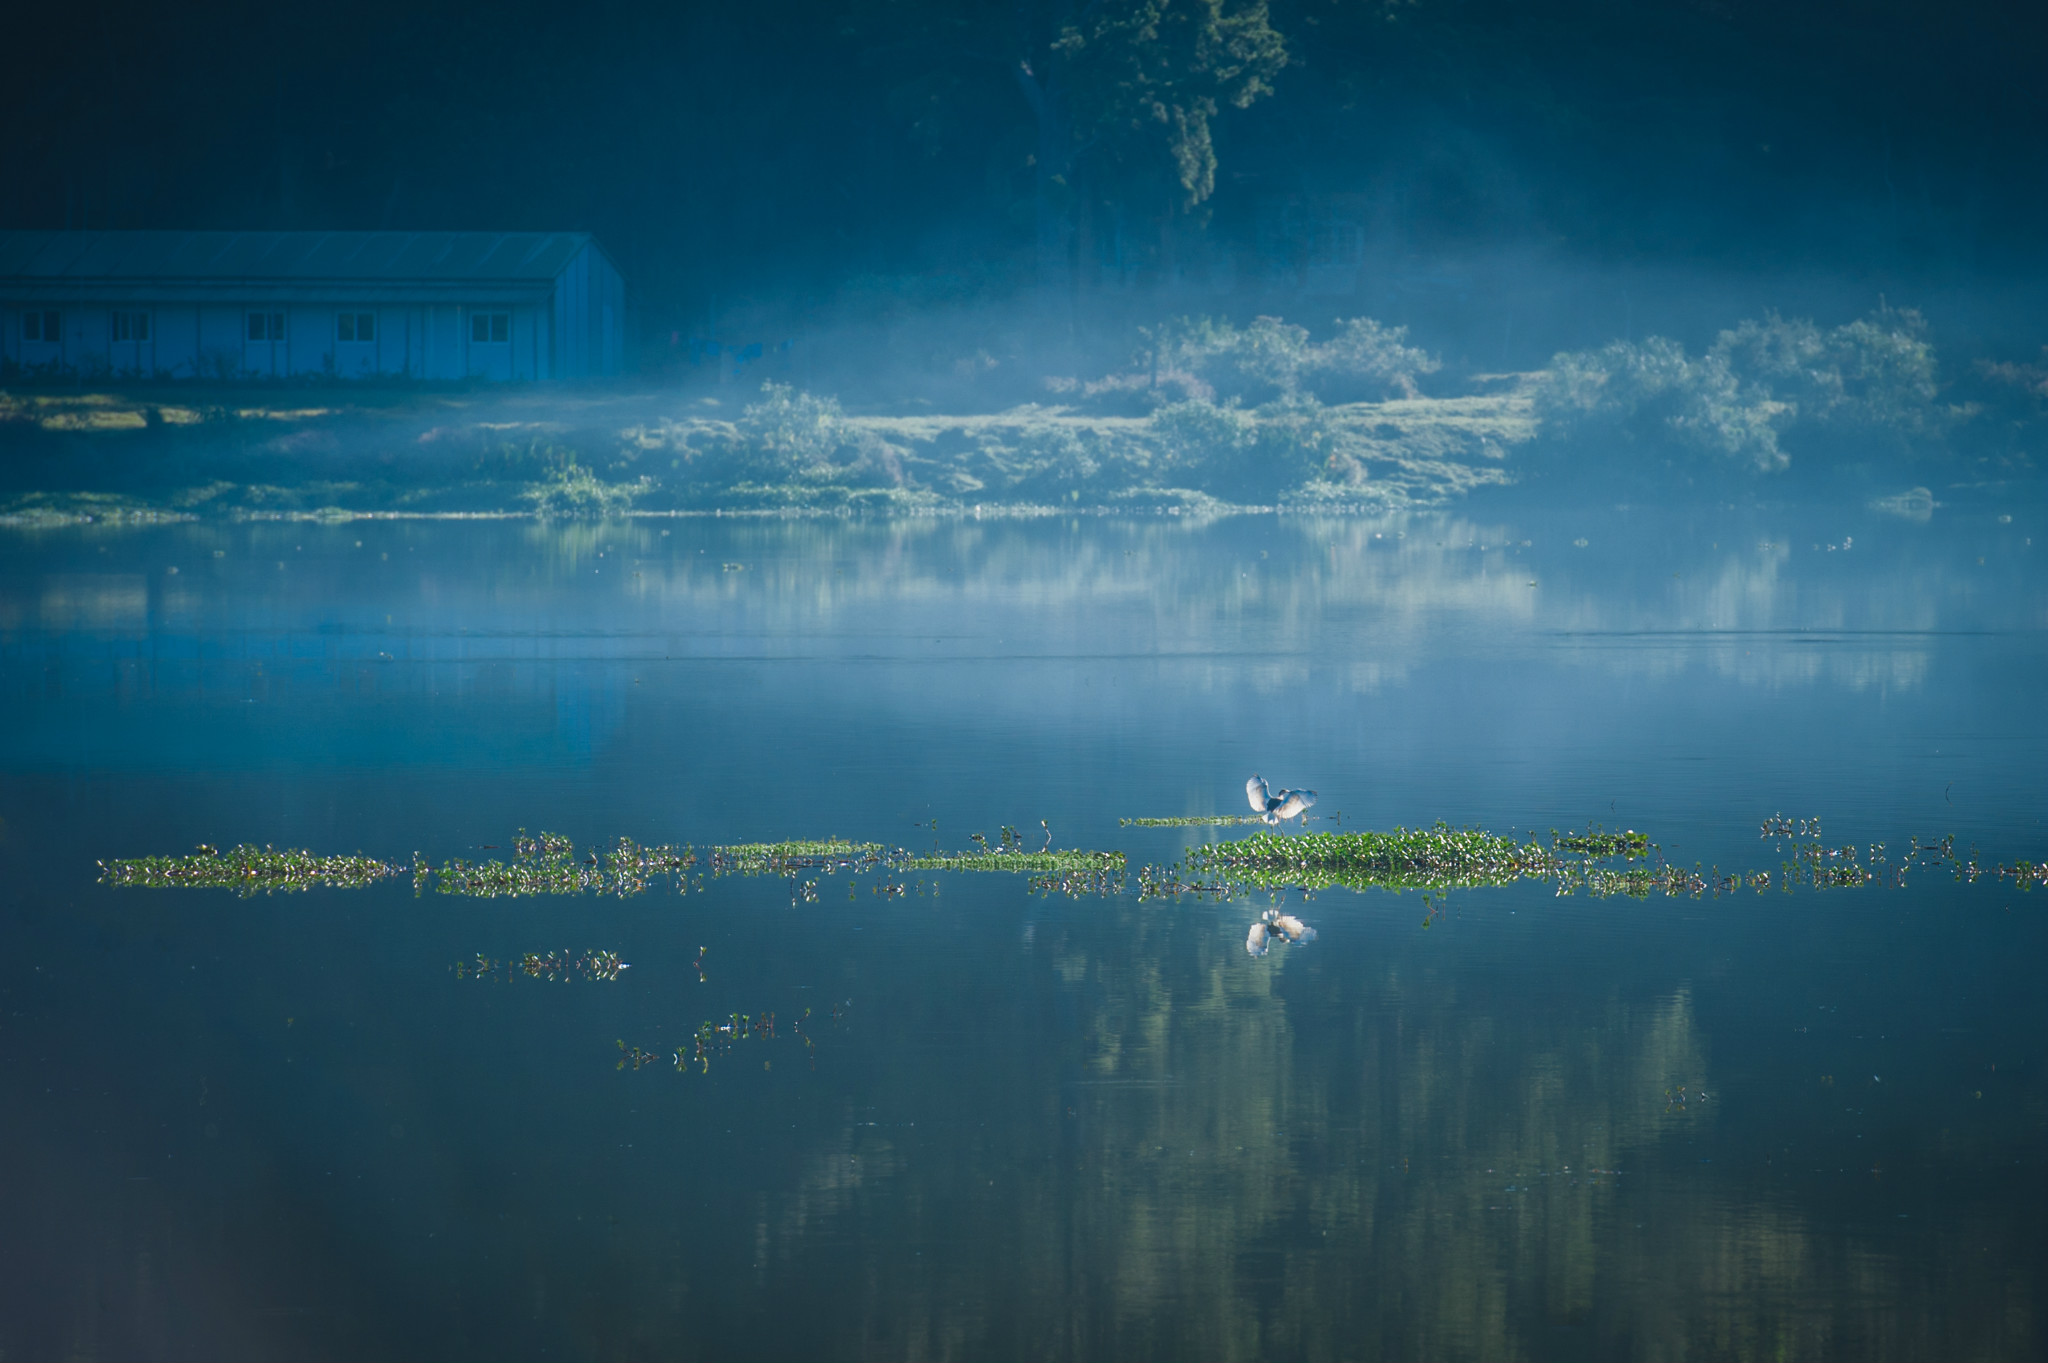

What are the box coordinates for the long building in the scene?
[0,231,625,381]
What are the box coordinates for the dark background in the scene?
[8,0,2047,364]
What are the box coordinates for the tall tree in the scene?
[853,0,1287,295]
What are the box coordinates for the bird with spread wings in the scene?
[1246,774,1316,826]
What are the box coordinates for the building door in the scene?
[244,310,285,376]
[467,310,512,381]
[110,310,153,375]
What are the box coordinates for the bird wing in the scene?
[1272,914,1317,942]
[1245,922,1270,957]
[1273,789,1317,820]
[1246,775,1273,813]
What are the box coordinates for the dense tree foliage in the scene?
[7,0,2044,334]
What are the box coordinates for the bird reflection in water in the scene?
[1245,907,1317,957]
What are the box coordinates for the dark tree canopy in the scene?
[6,0,2044,332]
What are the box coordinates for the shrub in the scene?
[1534,306,1944,472]
[1711,306,1938,430]
[1143,314,1439,407]
[521,456,645,518]
[734,381,848,479]
[1312,317,1441,400]
[1534,336,1786,471]
[1148,395,1336,500]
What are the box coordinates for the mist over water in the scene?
[6,0,2048,1354]
[0,506,2041,1359]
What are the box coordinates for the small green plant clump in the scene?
[622,1002,841,1076]
[904,848,1125,875]
[99,844,399,895]
[521,453,650,518]
[706,838,887,877]
[1553,826,1652,859]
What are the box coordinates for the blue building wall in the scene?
[0,233,624,381]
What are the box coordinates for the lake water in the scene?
[1,503,2042,1360]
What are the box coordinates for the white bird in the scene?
[1246,774,1317,826]
[1245,921,1270,957]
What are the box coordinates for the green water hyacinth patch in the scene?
[99,844,401,895]
[420,832,694,898]
[104,828,1126,899]
[1182,825,1559,895]
[904,849,1124,875]
[1553,826,1652,859]
[706,839,886,876]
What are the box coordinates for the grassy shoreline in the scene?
[0,380,1533,525]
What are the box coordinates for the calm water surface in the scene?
[1,505,2043,1360]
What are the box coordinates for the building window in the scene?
[337,312,376,343]
[22,310,60,342]
[471,312,510,343]
[111,310,151,342]
[247,311,285,342]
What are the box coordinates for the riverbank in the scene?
[0,379,1536,525]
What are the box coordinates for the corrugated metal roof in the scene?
[0,231,600,283]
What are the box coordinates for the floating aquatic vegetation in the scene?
[99,844,400,896]
[1664,1084,1712,1114]
[619,1001,845,1076]
[105,826,1126,901]
[108,817,2042,918]
[1177,825,1559,896]
[419,832,694,898]
[904,848,1124,876]
[454,950,629,982]
[1553,825,1652,859]
[1147,822,1821,902]
[1030,862,1128,899]
[705,838,886,877]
